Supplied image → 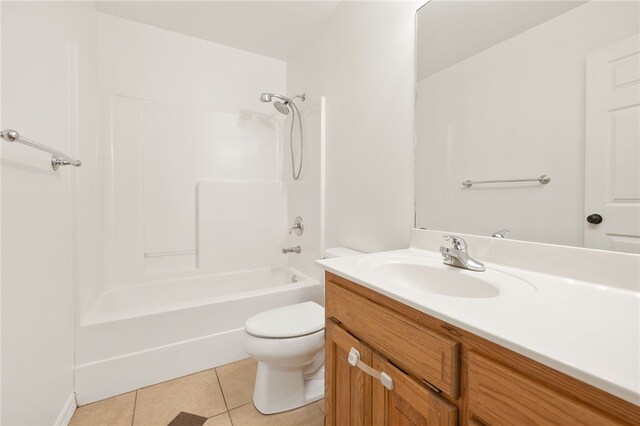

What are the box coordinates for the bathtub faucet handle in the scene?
[289,216,304,236]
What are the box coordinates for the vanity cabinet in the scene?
[324,272,640,426]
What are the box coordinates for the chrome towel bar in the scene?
[1,129,82,171]
[462,174,550,188]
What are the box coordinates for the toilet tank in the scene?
[323,247,363,258]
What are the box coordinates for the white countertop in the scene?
[317,248,640,405]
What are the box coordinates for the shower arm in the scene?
[270,94,305,104]
[289,94,306,103]
[268,94,293,103]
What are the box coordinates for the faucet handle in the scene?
[443,234,466,250]
[289,216,304,236]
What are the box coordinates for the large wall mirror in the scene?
[416,0,640,253]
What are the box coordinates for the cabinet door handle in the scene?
[348,347,394,391]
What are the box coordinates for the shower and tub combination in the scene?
[73,90,323,405]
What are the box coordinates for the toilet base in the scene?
[253,362,324,414]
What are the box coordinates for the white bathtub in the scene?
[74,267,323,405]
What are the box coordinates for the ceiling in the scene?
[96,1,342,60]
[417,0,587,80]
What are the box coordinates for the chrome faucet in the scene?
[282,246,301,254]
[439,235,485,272]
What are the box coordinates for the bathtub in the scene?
[74,267,322,405]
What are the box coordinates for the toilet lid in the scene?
[245,302,325,338]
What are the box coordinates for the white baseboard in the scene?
[74,328,248,405]
[54,392,77,426]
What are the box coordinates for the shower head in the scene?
[273,101,290,115]
[260,92,292,115]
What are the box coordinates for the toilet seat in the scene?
[245,301,324,338]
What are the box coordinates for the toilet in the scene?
[243,247,362,414]
[243,301,325,414]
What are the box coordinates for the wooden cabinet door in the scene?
[372,353,457,426]
[325,320,372,426]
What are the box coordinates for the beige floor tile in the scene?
[203,412,232,426]
[229,402,324,426]
[216,358,258,409]
[315,398,325,414]
[133,369,226,426]
[69,392,136,426]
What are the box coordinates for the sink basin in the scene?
[357,254,535,299]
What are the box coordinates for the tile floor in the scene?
[69,358,325,426]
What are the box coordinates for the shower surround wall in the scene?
[73,14,298,402]
[77,13,287,315]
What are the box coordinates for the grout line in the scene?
[136,366,219,391]
[228,401,251,425]
[230,402,253,413]
[205,409,228,419]
[228,399,256,416]
[130,390,138,426]
[205,410,231,423]
[233,402,252,410]
[214,368,231,413]
[130,359,248,399]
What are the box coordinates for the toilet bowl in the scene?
[243,301,325,414]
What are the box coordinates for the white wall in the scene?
[1,1,98,424]
[76,14,288,316]
[286,1,419,255]
[416,1,640,247]
[96,13,286,113]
